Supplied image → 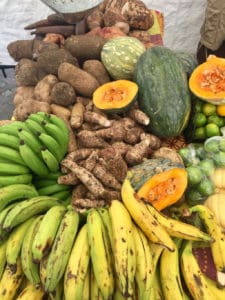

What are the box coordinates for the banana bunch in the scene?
[0,112,69,178]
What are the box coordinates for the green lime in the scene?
[207,115,224,127]
[186,166,203,186]
[202,103,217,116]
[194,112,207,127]
[194,127,206,140]
[219,138,225,151]
[213,151,225,167]
[195,101,203,113]
[197,179,215,197]
[204,137,220,153]
[178,148,200,166]
[205,123,221,138]
[198,159,215,177]
[191,143,205,159]
[186,189,204,206]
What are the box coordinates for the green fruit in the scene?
[186,189,204,206]
[179,147,200,167]
[207,115,224,127]
[186,166,203,186]
[202,103,217,116]
[194,101,203,113]
[219,138,225,151]
[204,137,220,153]
[197,179,215,197]
[194,127,206,140]
[198,159,215,177]
[213,151,225,167]
[205,123,221,138]
[194,113,207,127]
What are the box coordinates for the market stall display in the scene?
[0,0,225,299]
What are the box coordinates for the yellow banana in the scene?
[121,178,175,251]
[132,224,154,300]
[149,267,164,300]
[0,258,24,300]
[64,224,90,300]
[159,239,185,300]
[82,263,91,300]
[149,242,164,271]
[90,265,104,300]
[97,207,113,246]
[16,282,46,300]
[0,240,7,279]
[147,202,212,242]
[190,204,225,287]
[48,279,64,300]
[87,209,114,300]
[109,199,136,298]
[203,274,225,300]
[180,240,215,300]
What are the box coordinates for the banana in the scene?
[43,122,68,155]
[39,254,48,286]
[180,240,215,300]
[149,267,164,300]
[0,145,26,166]
[87,208,114,300]
[0,183,38,212]
[50,189,71,201]
[149,242,164,271]
[49,114,69,136]
[19,140,49,177]
[159,238,185,300]
[190,204,225,287]
[0,133,20,150]
[0,240,7,279]
[82,264,91,300]
[44,208,80,292]
[109,199,136,298]
[21,216,43,285]
[0,162,30,175]
[0,174,32,188]
[32,205,66,263]
[0,203,17,242]
[203,274,225,300]
[0,121,25,136]
[28,112,49,124]
[147,202,212,242]
[121,178,175,251]
[6,217,35,268]
[64,224,90,300]
[25,118,46,135]
[90,265,104,300]
[41,147,60,173]
[18,128,43,157]
[48,280,64,300]
[2,196,61,232]
[33,178,57,189]
[37,183,70,196]
[38,132,63,162]
[132,224,154,300]
[16,282,46,300]
[0,258,24,300]
[97,207,113,246]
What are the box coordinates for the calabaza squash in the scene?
[189,55,225,104]
[130,158,188,211]
[93,79,138,113]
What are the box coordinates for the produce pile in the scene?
[0,0,225,299]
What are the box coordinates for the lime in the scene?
[178,148,200,166]
[207,115,224,127]
[202,103,217,116]
[186,189,204,206]
[213,151,225,167]
[204,137,220,153]
[191,143,205,159]
[197,179,215,197]
[194,127,206,140]
[219,138,225,151]
[195,101,203,113]
[198,159,215,177]
[194,112,207,127]
[186,166,203,185]
[205,123,221,138]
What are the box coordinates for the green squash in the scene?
[101,36,146,80]
[134,46,191,138]
[175,51,198,77]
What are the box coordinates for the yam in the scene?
[82,59,110,85]
[13,86,35,106]
[13,100,51,121]
[50,104,71,120]
[15,59,40,86]
[58,62,99,97]
[34,75,58,103]
[50,82,76,107]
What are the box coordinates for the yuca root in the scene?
[72,198,107,208]
[58,172,79,185]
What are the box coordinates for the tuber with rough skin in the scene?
[70,102,85,129]
[34,74,58,103]
[50,82,76,107]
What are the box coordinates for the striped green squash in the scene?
[101,36,146,80]
[134,46,191,138]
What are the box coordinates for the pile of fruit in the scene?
[1,0,225,299]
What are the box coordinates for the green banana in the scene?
[25,118,46,135]
[44,171,62,180]
[109,199,136,298]
[19,140,49,177]
[0,203,17,242]
[159,239,184,300]
[190,204,225,287]
[28,112,49,124]
[0,174,32,188]
[0,162,30,175]
[32,205,66,263]
[0,145,26,166]
[49,114,69,136]
[48,280,64,300]
[0,183,38,212]
[132,224,154,300]
[37,183,70,196]
[41,147,60,173]
[87,209,114,300]
[0,133,20,150]
[50,189,71,201]
[0,121,25,136]
[180,240,215,300]
[43,122,68,154]
[97,207,113,247]
[21,216,43,285]
[64,224,90,300]
[0,240,7,279]
[6,217,35,268]
[18,129,43,157]
[44,208,80,292]
[38,132,63,162]
[33,178,57,189]
[2,196,61,232]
